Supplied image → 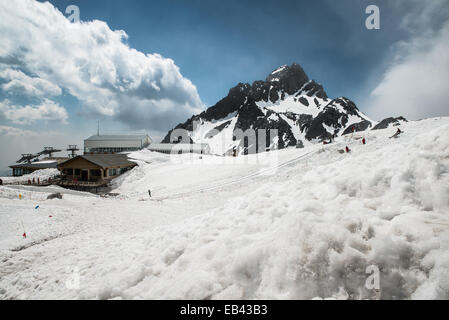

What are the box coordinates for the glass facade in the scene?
[12,168,35,176]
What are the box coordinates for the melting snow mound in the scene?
[112,120,449,299]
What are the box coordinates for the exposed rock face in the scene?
[162,63,373,155]
[372,117,408,130]
[342,120,373,135]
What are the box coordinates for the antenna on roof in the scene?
[97,120,100,136]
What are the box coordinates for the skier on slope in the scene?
[390,127,403,139]
[148,189,152,197]
[345,146,351,153]
[362,137,366,145]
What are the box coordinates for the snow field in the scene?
[0,117,448,299]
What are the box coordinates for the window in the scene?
[75,169,80,175]
[119,168,128,174]
[108,168,117,176]
[91,169,101,177]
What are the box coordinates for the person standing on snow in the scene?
[148,189,152,197]
[390,127,403,139]
[362,137,366,145]
[345,146,351,153]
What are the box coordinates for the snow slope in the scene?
[0,117,448,299]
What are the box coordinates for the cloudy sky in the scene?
[0,0,448,174]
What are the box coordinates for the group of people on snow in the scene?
[27,177,40,185]
[342,127,402,153]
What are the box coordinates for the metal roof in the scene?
[85,134,150,141]
[10,161,58,169]
[58,154,137,169]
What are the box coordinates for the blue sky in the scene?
[48,0,405,107]
[0,0,448,173]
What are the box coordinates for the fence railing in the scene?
[1,178,56,186]
[57,179,108,187]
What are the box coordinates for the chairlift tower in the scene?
[67,145,80,158]
[16,154,38,164]
[39,147,62,158]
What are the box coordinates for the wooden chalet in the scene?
[57,154,137,187]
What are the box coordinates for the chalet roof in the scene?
[58,154,137,169]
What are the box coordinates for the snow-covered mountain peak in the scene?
[162,64,376,155]
[269,64,288,75]
[266,63,305,83]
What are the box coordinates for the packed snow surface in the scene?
[1,168,60,184]
[0,118,448,299]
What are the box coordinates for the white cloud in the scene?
[366,1,449,120]
[394,0,449,33]
[0,99,69,124]
[0,0,204,130]
[0,67,62,97]
[0,125,39,137]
